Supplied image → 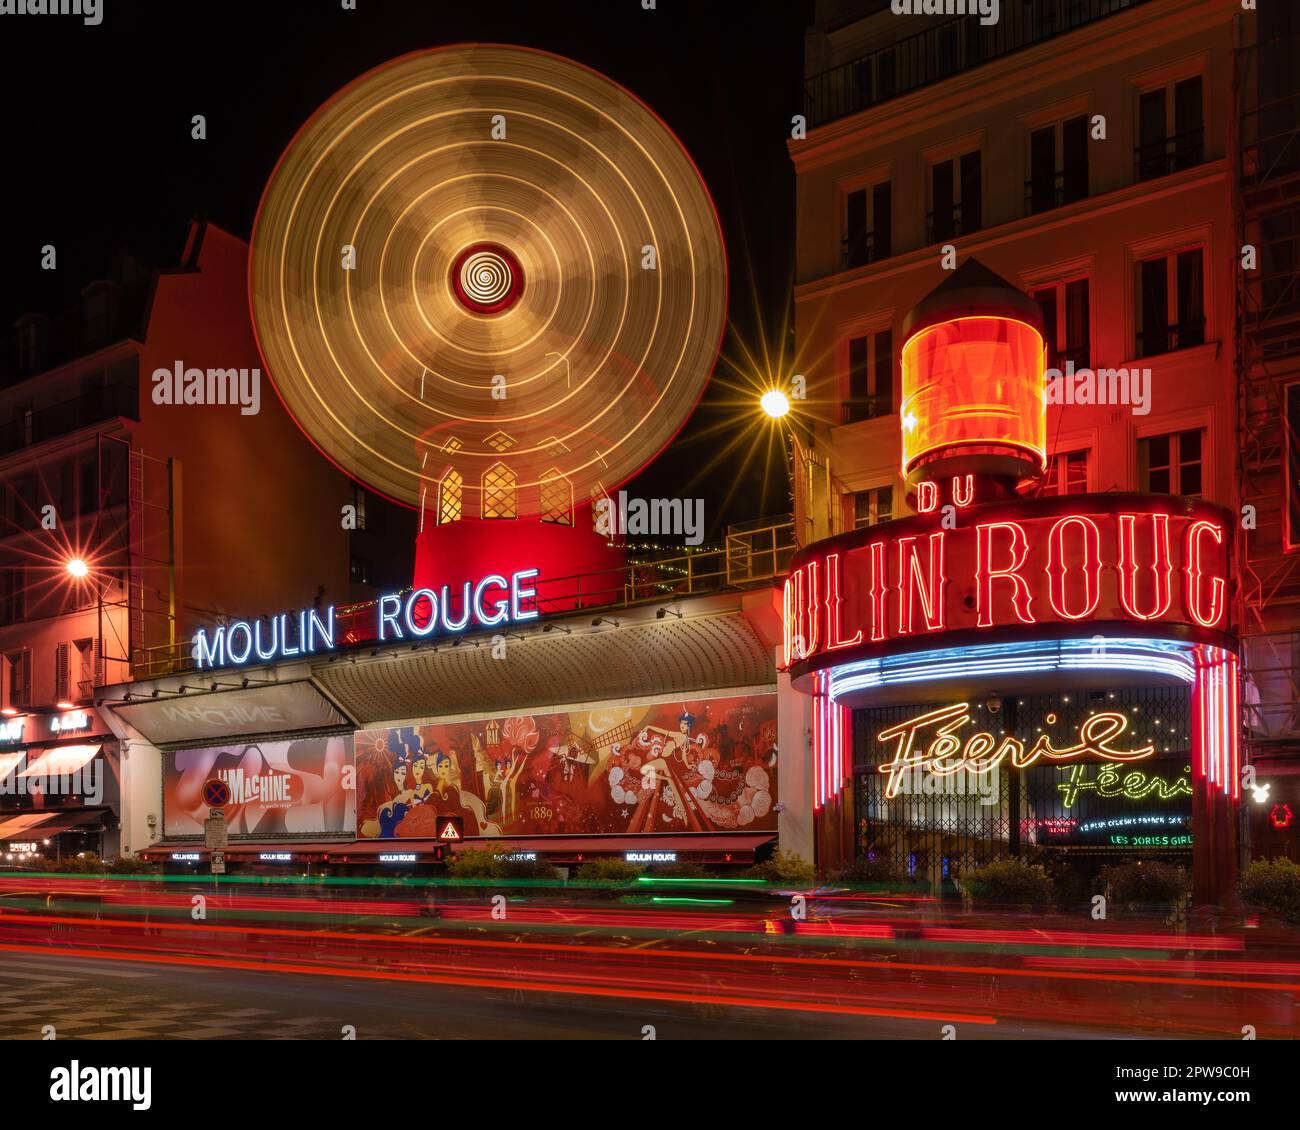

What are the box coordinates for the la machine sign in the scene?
[783,495,1231,677]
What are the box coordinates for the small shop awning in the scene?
[19,744,101,777]
[0,812,59,840]
[25,808,110,834]
[0,808,107,839]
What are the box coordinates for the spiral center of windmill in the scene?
[450,243,524,315]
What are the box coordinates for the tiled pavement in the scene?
[0,963,353,1040]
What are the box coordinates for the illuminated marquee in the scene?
[193,569,540,670]
[784,497,1230,673]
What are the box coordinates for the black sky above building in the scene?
[0,0,812,537]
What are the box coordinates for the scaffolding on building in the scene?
[1233,14,1300,758]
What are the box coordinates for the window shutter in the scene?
[55,643,70,702]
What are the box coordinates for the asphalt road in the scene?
[0,950,1144,1041]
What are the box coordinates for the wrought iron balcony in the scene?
[804,0,1151,130]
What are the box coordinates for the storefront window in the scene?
[852,686,1194,881]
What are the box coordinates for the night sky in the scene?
[0,0,812,538]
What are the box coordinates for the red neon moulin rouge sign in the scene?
[783,495,1232,674]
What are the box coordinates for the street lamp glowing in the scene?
[66,558,89,579]
[761,390,791,419]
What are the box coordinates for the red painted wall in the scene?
[413,505,625,613]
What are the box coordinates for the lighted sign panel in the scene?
[163,736,355,838]
[900,316,1046,477]
[785,495,1232,679]
[355,693,777,840]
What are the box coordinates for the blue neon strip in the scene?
[826,637,1196,700]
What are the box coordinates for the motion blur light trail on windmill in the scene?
[248,44,728,525]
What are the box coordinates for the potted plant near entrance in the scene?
[1099,859,1190,921]
[960,857,1056,909]
[1239,858,1300,926]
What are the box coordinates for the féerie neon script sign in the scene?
[875,702,1155,799]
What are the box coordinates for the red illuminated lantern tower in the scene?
[899,259,1047,506]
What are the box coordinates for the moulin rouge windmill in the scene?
[248,45,728,613]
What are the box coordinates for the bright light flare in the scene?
[65,558,89,579]
[760,389,791,419]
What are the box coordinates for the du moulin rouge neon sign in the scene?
[193,569,540,670]
[784,496,1232,674]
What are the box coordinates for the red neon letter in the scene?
[916,480,939,513]
[976,521,1035,627]
[952,474,974,508]
[782,576,795,666]
[1183,519,1226,628]
[1117,513,1173,620]
[869,540,889,642]
[1046,515,1102,620]
[825,552,864,650]
[783,561,821,663]
[897,533,947,634]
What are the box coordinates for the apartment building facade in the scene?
[0,221,415,860]
[786,0,1262,893]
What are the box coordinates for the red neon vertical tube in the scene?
[1228,652,1240,799]
[1193,646,1206,783]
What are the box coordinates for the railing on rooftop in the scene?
[131,517,797,679]
[804,0,1149,130]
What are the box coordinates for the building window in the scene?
[5,650,31,710]
[539,469,573,526]
[1136,247,1205,358]
[928,150,981,243]
[437,470,463,525]
[74,637,96,698]
[1041,450,1089,496]
[78,457,98,517]
[844,180,891,269]
[1139,429,1204,497]
[349,556,371,585]
[852,486,893,529]
[17,319,44,374]
[0,568,25,627]
[481,463,517,519]
[350,485,367,531]
[1136,75,1204,182]
[591,488,613,537]
[11,476,38,530]
[1032,278,1091,372]
[1027,115,1089,214]
[844,329,894,424]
